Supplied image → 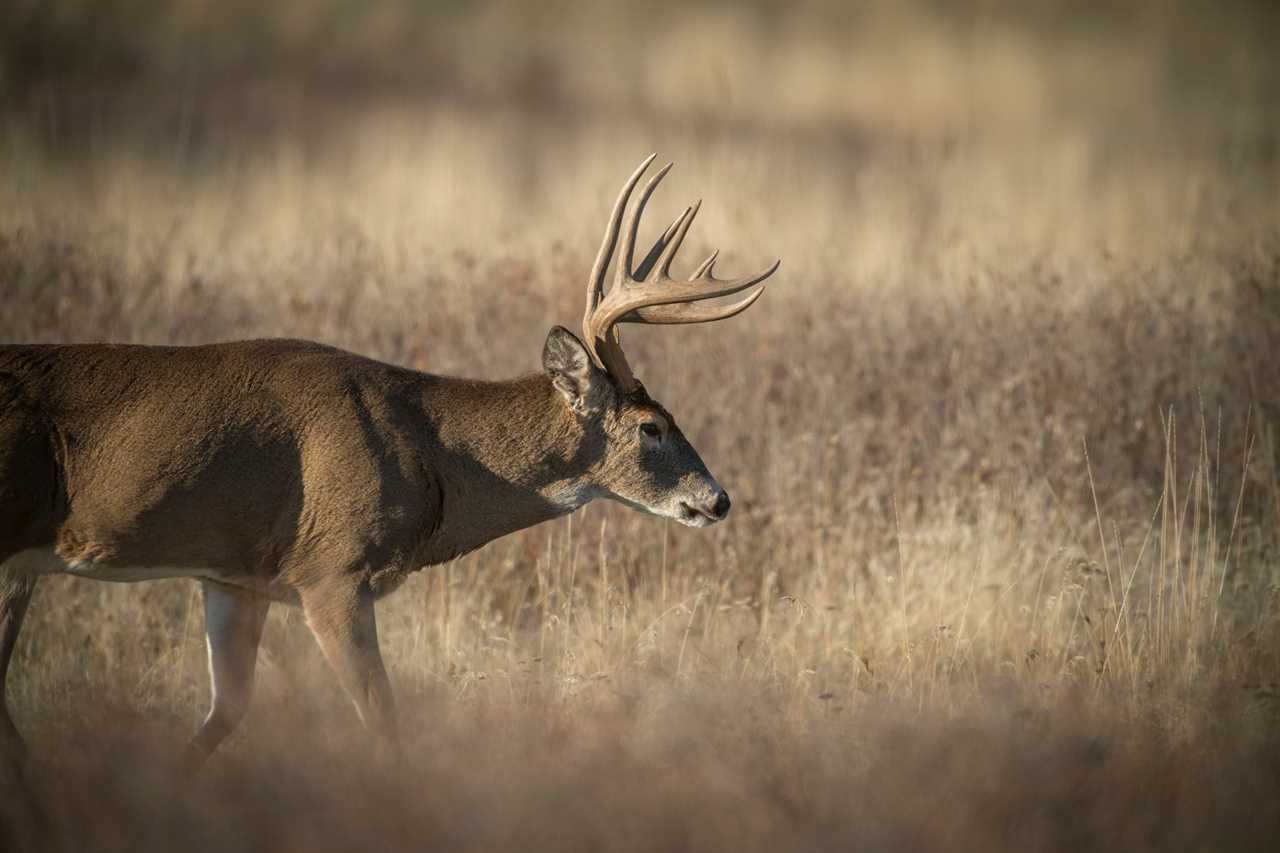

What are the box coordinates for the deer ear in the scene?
[543,326,609,417]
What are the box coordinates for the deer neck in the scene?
[417,372,600,562]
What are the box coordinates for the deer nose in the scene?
[710,490,731,520]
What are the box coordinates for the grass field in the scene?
[2,1,1280,850]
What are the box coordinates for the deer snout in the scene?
[679,489,731,526]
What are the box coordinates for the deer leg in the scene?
[299,580,398,755]
[183,582,269,772]
[0,573,43,853]
[0,572,36,760]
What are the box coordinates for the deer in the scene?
[0,154,778,770]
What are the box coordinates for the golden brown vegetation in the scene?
[2,1,1279,850]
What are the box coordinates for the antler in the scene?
[583,154,780,392]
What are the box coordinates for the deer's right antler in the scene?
[583,154,779,392]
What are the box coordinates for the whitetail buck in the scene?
[0,155,777,769]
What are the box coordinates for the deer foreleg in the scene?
[299,579,398,756]
[183,582,269,772]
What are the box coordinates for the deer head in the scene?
[541,154,779,526]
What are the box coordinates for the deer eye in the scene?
[639,422,662,440]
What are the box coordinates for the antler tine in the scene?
[586,153,656,317]
[634,207,689,282]
[691,249,719,279]
[705,257,781,288]
[584,154,657,372]
[617,162,673,287]
[652,199,700,281]
[696,255,781,289]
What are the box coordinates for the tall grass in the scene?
[1,1,1279,850]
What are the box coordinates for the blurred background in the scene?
[2,2,1279,851]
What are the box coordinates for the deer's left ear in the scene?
[543,326,610,417]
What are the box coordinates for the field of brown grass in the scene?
[2,1,1280,850]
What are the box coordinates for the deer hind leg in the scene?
[183,582,270,773]
[0,571,36,760]
[298,579,398,757]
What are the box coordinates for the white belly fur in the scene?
[1,548,220,583]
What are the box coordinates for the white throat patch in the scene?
[546,483,597,513]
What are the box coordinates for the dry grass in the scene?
[2,1,1280,850]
